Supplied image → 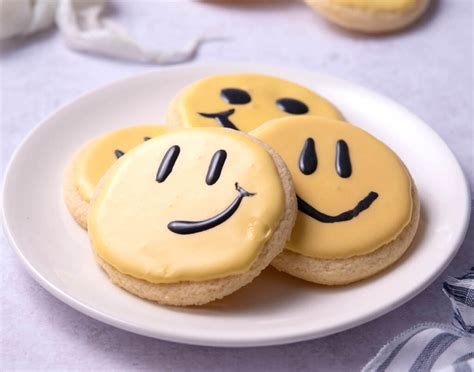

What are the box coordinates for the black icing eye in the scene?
[220,88,251,105]
[144,136,151,141]
[276,98,309,115]
[336,140,352,178]
[206,150,227,185]
[299,138,317,175]
[156,145,180,183]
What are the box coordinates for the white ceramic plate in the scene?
[2,64,470,347]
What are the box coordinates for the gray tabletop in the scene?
[1,1,472,370]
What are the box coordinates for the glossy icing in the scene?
[177,74,342,132]
[206,149,227,185]
[199,109,238,130]
[299,138,318,175]
[156,145,180,183]
[297,191,379,223]
[221,88,251,104]
[335,139,352,178]
[330,0,416,11]
[276,98,309,115]
[74,125,167,202]
[252,116,413,259]
[168,183,255,235]
[88,128,285,283]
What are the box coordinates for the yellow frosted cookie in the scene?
[166,73,343,132]
[252,116,419,285]
[305,0,430,33]
[88,127,297,306]
[64,125,167,229]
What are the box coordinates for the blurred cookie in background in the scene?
[305,0,431,34]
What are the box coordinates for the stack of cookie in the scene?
[64,73,419,306]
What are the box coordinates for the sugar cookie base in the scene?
[272,184,420,285]
[165,91,186,128]
[305,0,430,34]
[93,133,297,306]
[63,146,91,230]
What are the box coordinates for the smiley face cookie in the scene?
[305,0,430,34]
[252,116,420,285]
[64,125,167,229]
[166,73,343,132]
[88,127,296,306]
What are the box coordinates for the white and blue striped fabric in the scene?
[363,269,474,372]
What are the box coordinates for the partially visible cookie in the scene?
[166,73,343,133]
[305,0,430,34]
[64,125,167,229]
[252,116,420,285]
[88,128,297,306]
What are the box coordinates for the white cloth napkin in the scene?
[363,269,474,372]
[0,0,210,64]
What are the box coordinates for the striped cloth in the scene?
[363,269,474,372]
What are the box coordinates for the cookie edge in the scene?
[63,145,91,230]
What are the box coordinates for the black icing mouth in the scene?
[297,191,379,223]
[198,109,239,131]
[167,183,255,235]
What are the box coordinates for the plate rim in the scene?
[2,63,471,347]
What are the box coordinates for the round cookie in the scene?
[252,116,419,285]
[166,73,343,132]
[88,127,297,306]
[305,0,430,34]
[64,125,167,229]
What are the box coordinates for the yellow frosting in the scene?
[74,125,167,202]
[177,73,342,133]
[88,128,285,283]
[329,0,416,11]
[252,116,413,259]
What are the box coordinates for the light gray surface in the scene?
[0,0,472,370]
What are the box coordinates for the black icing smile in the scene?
[295,137,378,223]
[198,109,239,130]
[168,183,255,235]
[297,191,379,223]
